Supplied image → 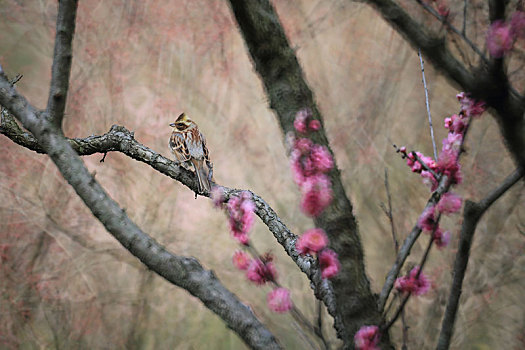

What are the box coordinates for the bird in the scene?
[169,112,213,194]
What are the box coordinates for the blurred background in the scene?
[0,0,524,348]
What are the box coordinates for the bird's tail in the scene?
[192,159,211,194]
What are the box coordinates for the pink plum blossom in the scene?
[436,0,449,17]
[232,250,250,270]
[406,152,436,173]
[487,20,514,58]
[433,228,451,249]
[309,144,334,173]
[295,138,313,154]
[445,114,467,134]
[395,266,430,296]
[246,259,278,285]
[457,92,486,117]
[418,205,437,231]
[421,170,438,192]
[296,228,329,255]
[267,288,292,313]
[290,150,306,186]
[227,191,255,245]
[319,249,340,279]
[354,325,380,350]
[437,149,462,184]
[309,119,321,131]
[294,109,309,133]
[210,186,225,208]
[442,133,463,152]
[300,174,333,217]
[437,192,463,214]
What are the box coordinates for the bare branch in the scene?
[0,71,281,350]
[437,167,524,350]
[382,168,398,253]
[46,0,78,128]
[419,49,438,160]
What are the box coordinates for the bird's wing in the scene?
[201,131,210,161]
[170,132,190,162]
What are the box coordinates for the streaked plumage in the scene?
[169,113,212,194]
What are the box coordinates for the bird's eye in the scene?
[176,123,186,129]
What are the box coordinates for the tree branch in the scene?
[227,0,385,347]
[378,161,460,312]
[0,108,338,315]
[46,0,78,128]
[0,69,281,350]
[436,167,524,350]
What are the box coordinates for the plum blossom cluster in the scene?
[486,11,525,58]
[394,266,431,296]
[226,191,255,245]
[291,109,334,217]
[294,108,321,133]
[212,188,292,313]
[354,325,380,350]
[267,287,292,313]
[234,251,292,312]
[399,93,484,247]
[400,92,485,192]
[211,188,255,245]
[296,228,340,279]
[425,0,450,17]
[416,193,464,248]
[291,110,341,279]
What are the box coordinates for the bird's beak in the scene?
[169,123,176,127]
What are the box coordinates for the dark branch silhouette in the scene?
[437,168,524,350]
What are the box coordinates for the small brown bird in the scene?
[169,113,212,194]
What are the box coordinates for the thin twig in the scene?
[462,0,467,36]
[382,293,410,332]
[382,167,409,347]
[393,144,440,180]
[419,49,438,160]
[383,168,399,253]
[437,167,524,350]
[401,308,409,350]
[10,74,23,86]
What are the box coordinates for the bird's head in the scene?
[169,113,192,131]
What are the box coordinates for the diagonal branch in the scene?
[436,167,524,350]
[46,0,78,128]
[0,69,281,350]
[227,0,385,347]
